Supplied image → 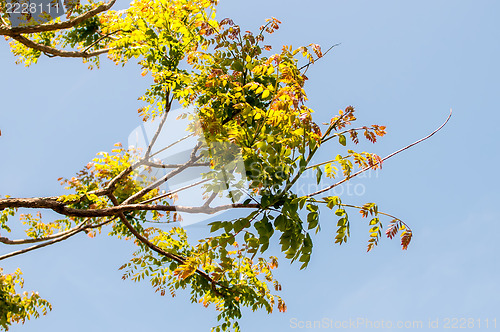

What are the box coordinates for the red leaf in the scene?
[401,231,412,250]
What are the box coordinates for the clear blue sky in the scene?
[1,0,499,331]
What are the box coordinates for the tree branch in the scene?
[0,228,81,261]
[0,197,259,218]
[0,217,116,245]
[145,101,171,158]
[122,143,204,205]
[298,43,341,72]
[307,109,453,197]
[203,192,218,208]
[0,217,113,260]
[320,125,382,144]
[9,34,112,58]
[144,161,210,169]
[82,29,122,53]
[107,193,229,297]
[55,202,259,217]
[149,133,195,159]
[282,108,350,194]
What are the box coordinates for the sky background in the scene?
[1,0,499,331]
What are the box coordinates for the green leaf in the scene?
[274,215,285,229]
[231,60,244,72]
[209,221,223,232]
[299,156,307,170]
[338,134,347,146]
[306,204,318,212]
[324,196,340,209]
[307,212,319,229]
[315,166,322,185]
[335,209,345,216]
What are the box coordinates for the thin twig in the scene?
[307,109,453,197]
[282,108,351,194]
[144,161,210,169]
[0,217,117,245]
[149,133,196,159]
[320,126,381,144]
[122,157,201,205]
[0,197,259,218]
[146,103,171,158]
[203,192,218,208]
[10,34,112,58]
[0,217,114,260]
[82,29,123,53]
[298,43,341,71]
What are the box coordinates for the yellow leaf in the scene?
[293,128,304,136]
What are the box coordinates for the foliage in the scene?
[0,268,52,331]
[0,0,449,330]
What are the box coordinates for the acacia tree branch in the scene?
[65,158,146,206]
[339,203,409,227]
[0,225,82,245]
[82,29,122,53]
[305,149,374,171]
[57,202,259,217]
[144,161,210,169]
[298,43,341,72]
[0,217,114,260]
[145,100,171,158]
[0,16,9,27]
[0,158,138,207]
[122,142,204,205]
[0,197,64,210]
[0,197,259,217]
[0,228,81,260]
[121,161,197,205]
[106,193,229,297]
[0,216,117,245]
[9,34,112,58]
[282,108,351,194]
[149,133,195,159]
[0,0,117,36]
[90,161,143,197]
[203,192,218,208]
[307,110,453,197]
